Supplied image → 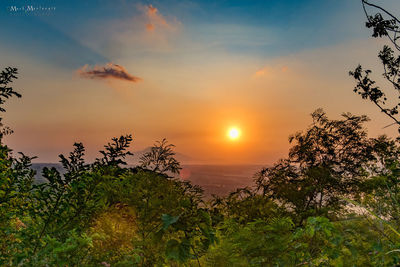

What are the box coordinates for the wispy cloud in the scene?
[77,63,142,83]
[143,4,176,32]
[254,65,288,77]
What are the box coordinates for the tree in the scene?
[350,0,400,133]
[0,67,21,113]
[0,67,37,264]
[139,138,181,175]
[96,135,133,167]
[254,109,380,223]
[0,67,21,139]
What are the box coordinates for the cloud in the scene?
[144,4,171,32]
[146,23,155,31]
[255,68,267,77]
[77,63,142,83]
[77,4,182,58]
[254,65,289,77]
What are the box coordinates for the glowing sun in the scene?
[227,127,241,140]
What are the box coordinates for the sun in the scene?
[227,127,241,140]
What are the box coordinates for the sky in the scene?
[0,0,399,164]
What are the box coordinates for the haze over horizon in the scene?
[1,0,400,165]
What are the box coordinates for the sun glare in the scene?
[228,127,241,140]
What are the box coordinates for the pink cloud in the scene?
[146,23,155,31]
[77,63,142,83]
[147,4,158,16]
[254,65,289,77]
[143,4,174,32]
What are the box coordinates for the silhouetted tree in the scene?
[59,142,88,181]
[254,109,378,223]
[95,135,133,167]
[0,67,21,139]
[350,0,400,132]
[0,67,21,112]
[140,138,181,175]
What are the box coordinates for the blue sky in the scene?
[0,0,369,68]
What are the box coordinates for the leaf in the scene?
[161,214,179,230]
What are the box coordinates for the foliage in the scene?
[0,67,21,113]
[97,169,214,265]
[0,67,21,138]
[140,138,182,175]
[252,109,383,223]
[96,135,133,167]
[350,0,400,133]
[210,188,283,225]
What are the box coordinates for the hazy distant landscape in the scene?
[32,163,263,198]
[180,164,263,197]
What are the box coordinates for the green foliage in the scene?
[210,188,282,225]
[1,137,212,266]
[165,238,190,262]
[86,206,139,265]
[204,216,341,266]
[98,169,214,265]
[25,231,93,266]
